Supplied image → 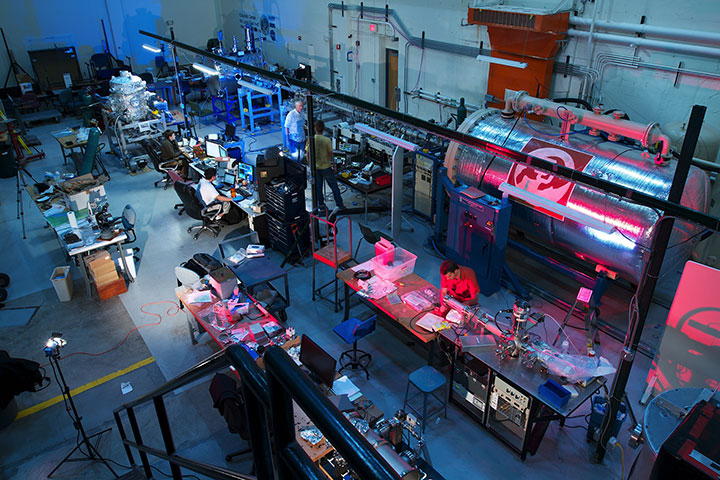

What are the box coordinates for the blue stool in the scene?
[332,315,376,379]
[403,366,448,432]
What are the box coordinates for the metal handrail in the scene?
[264,346,402,480]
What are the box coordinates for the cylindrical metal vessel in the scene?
[444,109,710,283]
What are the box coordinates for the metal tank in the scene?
[444,108,710,283]
[109,71,149,122]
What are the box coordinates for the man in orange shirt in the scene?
[440,259,480,307]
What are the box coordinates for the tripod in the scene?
[8,121,44,239]
[45,343,118,478]
[2,27,31,88]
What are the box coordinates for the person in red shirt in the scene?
[440,259,480,308]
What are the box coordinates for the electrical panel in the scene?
[487,376,532,451]
[446,186,511,296]
[413,155,434,218]
[451,356,491,424]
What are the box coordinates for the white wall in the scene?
[0,0,222,85]
[218,0,720,136]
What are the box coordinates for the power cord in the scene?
[609,436,625,480]
[40,301,181,367]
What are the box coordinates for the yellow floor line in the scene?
[15,356,156,420]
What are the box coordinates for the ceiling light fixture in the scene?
[142,44,162,53]
[354,123,419,151]
[236,79,273,95]
[476,54,528,69]
[192,63,220,76]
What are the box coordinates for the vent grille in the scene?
[472,9,536,29]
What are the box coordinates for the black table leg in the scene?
[343,283,350,321]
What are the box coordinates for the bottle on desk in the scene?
[230,185,236,198]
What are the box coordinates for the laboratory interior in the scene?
[1,1,719,479]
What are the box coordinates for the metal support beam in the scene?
[391,146,404,239]
[594,105,706,462]
[138,29,720,233]
[169,27,190,133]
[306,66,318,211]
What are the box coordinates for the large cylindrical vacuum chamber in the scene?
[443,109,710,283]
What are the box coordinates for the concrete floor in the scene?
[0,110,666,480]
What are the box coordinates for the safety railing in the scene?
[113,344,402,480]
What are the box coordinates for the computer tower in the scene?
[413,154,434,218]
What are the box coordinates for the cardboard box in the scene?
[66,185,107,211]
[97,277,127,301]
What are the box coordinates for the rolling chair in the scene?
[173,182,223,240]
[209,373,254,468]
[56,89,80,115]
[168,170,192,215]
[143,139,175,189]
[354,223,393,261]
[333,315,376,379]
[117,205,140,265]
[223,123,238,142]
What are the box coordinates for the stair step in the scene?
[117,466,147,480]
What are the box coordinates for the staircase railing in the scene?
[113,344,402,480]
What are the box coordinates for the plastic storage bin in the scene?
[50,266,73,302]
[371,247,417,282]
[538,379,571,409]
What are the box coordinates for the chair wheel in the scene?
[0,273,9,288]
[0,288,6,302]
[187,227,193,233]
[225,455,232,462]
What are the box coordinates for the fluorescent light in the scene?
[476,54,528,69]
[142,44,161,53]
[498,182,616,234]
[353,123,419,151]
[236,79,274,96]
[193,63,220,76]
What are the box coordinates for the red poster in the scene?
[506,138,594,220]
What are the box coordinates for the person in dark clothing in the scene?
[160,130,189,178]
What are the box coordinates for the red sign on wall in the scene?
[506,138,594,220]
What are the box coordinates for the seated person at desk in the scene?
[439,259,480,310]
[308,120,345,216]
[160,130,189,178]
[197,167,235,219]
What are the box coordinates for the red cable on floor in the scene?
[40,301,181,367]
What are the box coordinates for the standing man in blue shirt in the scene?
[284,99,306,161]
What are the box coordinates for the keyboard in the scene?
[238,187,252,198]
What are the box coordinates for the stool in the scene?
[402,366,448,432]
[333,315,376,379]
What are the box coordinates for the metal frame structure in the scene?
[113,345,402,480]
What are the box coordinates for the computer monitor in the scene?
[299,334,336,388]
[223,172,236,186]
[237,162,254,183]
[206,140,221,157]
[218,145,228,158]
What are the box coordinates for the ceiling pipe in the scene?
[568,29,720,59]
[502,89,672,161]
[571,16,720,46]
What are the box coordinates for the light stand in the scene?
[43,334,118,479]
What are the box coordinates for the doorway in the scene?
[385,49,399,111]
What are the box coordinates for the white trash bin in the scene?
[50,266,73,302]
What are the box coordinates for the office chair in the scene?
[143,139,174,189]
[333,315,376,379]
[209,373,254,468]
[173,182,223,240]
[56,89,79,115]
[354,223,393,261]
[223,123,238,142]
[114,205,140,265]
[168,170,192,215]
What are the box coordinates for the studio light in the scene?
[498,182,616,234]
[142,44,162,53]
[476,54,528,70]
[353,123,419,152]
[193,63,220,76]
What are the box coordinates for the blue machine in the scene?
[446,184,511,296]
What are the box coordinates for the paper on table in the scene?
[187,290,212,304]
[332,375,362,401]
[121,382,133,395]
[351,259,373,272]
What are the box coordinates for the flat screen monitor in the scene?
[299,334,336,388]
[237,162,254,183]
[218,145,228,158]
[223,172,236,186]
[206,140,221,157]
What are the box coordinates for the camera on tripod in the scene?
[43,332,66,357]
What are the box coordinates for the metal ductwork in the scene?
[444,108,710,283]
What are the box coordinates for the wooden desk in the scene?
[52,128,87,164]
